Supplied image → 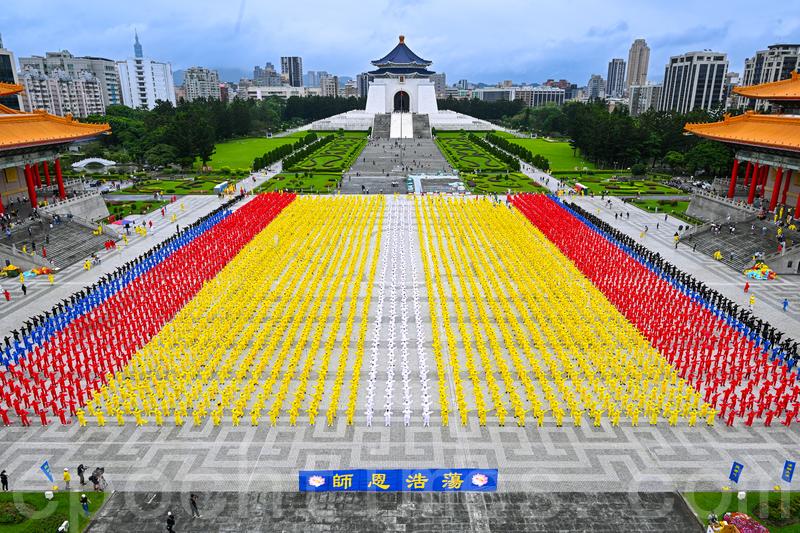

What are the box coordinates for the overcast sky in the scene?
[3,0,799,84]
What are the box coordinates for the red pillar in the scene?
[781,170,793,206]
[54,159,66,200]
[32,163,41,187]
[24,164,38,208]
[769,168,783,212]
[0,193,4,215]
[742,162,752,189]
[747,162,759,204]
[795,190,800,219]
[43,161,51,186]
[727,158,740,198]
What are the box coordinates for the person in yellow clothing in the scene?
[749,294,755,311]
[63,468,71,490]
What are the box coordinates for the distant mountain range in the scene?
[173,67,250,86]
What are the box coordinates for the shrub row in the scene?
[468,133,520,171]
[251,132,318,170]
[283,135,335,170]
[485,133,551,171]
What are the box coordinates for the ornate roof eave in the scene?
[0,110,111,151]
[368,71,435,79]
[684,111,800,154]
[372,60,433,68]
[0,82,24,97]
[734,70,800,101]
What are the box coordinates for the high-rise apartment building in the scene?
[628,83,662,116]
[658,51,728,113]
[626,39,650,89]
[304,70,328,87]
[356,72,372,98]
[430,73,446,98]
[183,67,221,101]
[254,63,282,86]
[19,50,122,108]
[587,74,605,100]
[606,58,626,98]
[280,56,303,87]
[116,33,176,109]
[738,44,800,110]
[19,67,105,117]
[319,73,339,97]
[457,79,469,90]
[0,35,21,110]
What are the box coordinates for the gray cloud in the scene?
[2,0,798,84]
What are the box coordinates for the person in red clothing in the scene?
[744,282,750,293]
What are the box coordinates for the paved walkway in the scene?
[86,491,703,532]
[0,167,281,336]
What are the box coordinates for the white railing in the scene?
[39,190,101,213]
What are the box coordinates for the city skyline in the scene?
[2,0,798,85]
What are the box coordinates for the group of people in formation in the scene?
[1,188,797,429]
[512,193,799,427]
[0,193,295,427]
[415,194,711,428]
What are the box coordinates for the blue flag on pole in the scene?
[729,462,744,483]
[782,461,795,483]
[40,460,53,483]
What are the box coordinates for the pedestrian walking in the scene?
[749,295,755,311]
[1,470,8,491]
[664,214,668,221]
[744,282,750,293]
[63,468,71,490]
[80,494,90,517]
[190,493,201,518]
[77,464,86,485]
[784,298,789,312]
[20,284,26,296]
[166,511,176,532]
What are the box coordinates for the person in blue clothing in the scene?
[784,298,789,312]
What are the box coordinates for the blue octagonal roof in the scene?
[372,35,432,67]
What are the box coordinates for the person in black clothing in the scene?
[1,470,8,491]
[77,464,86,486]
[190,493,201,518]
[166,511,176,532]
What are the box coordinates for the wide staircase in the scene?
[683,216,799,272]
[390,113,413,139]
[412,114,431,138]
[372,114,391,139]
[1,219,111,269]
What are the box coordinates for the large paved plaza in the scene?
[1,193,799,498]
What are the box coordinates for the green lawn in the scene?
[557,172,682,196]
[197,137,297,170]
[507,137,594,171]
[105,200,169,220]
[684,491,800,532]
[255,172,341,194]
[434,133,509,173]
[0,491,107,532]
[109,176,238,196]
[287,134,368,173]
[461,172,548,194]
